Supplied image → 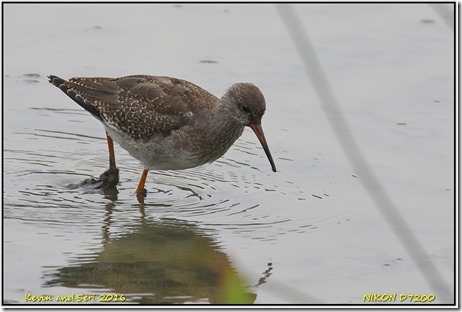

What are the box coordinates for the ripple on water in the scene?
[5,122,350,246]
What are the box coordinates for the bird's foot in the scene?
[136,188,147,204]
[77,167,119,190]
[98,167,120,187]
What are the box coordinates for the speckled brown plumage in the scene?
[50,75,216,140]
[48,74,276,201]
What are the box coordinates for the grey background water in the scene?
[3,3,454,305]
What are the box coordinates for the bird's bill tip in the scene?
[249,122,277,172]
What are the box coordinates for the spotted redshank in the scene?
[48,75,276,203]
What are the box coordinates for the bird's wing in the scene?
[49,75,215,140]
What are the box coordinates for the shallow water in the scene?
[3,3,454,305]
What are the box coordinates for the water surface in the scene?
[3,3,454,305]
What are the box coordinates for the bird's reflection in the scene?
[43,217,257,304]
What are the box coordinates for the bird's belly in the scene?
[105,127,227,170]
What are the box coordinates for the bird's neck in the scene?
[192,101,244,161]
[211,103,245,145]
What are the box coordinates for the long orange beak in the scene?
[250,122,277,172]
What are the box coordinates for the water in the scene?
[3,3,454,305]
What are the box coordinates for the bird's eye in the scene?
[240,104,250,113]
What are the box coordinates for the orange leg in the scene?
[136,169,149,204]
[136,169,149,193]
[96,133,119,188]
[106,132,116,169]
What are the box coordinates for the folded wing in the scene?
[48,75,202,140]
